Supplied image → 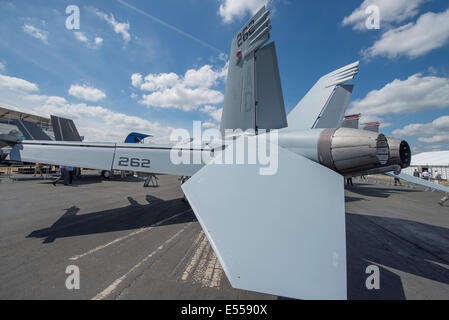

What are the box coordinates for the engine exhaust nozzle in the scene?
[386,138,411,169]
[318,128,390,175]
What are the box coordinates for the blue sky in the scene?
[0,0,448,154]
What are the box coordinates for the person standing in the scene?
[34,162,43,178]
[67,166,74,185]
[413,169,420,178]
[434,170,442,185]
[53,165,69,186]
[346,177,353,186]
[422,170,430,181]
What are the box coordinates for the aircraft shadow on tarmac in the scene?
[25,190,449,300]
[346,213,449,300]
[4,174,147,185]
[346,184,421,199]
[39,174,146,186]
[27,195,195,244]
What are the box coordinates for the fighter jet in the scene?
[3,6,448,299]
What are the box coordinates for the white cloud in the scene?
[363,8,449,58]
[342,0,426,30]
[74,32,103,49]
[95,37,104,45]
[96,10,131,44]
[200,105,222,123]
[22,23,48,44]
[68,84,106,102]
[184,65,223,88]
[393,116,449,144]
[219,0,269,23]
[0,74,39,93]
[0,61,5,71]
[141,73,180,92]
[348,73,449,119]
[74,31,88,43]
[0,74,172,143]
[133,63,227,111]
[140,85,223,111]
[131,73,143,88]
[202,122,217,128]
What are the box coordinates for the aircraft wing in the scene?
[6,140,204,176]
[182,136,347,300]
[287,61,359,131]
[386,172,449,193]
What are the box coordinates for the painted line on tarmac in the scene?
[92,223,190,300]
[69,209,192,261]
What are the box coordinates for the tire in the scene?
[101,170,111,179]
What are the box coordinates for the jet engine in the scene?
[386,138,411,169]
[317,128,390,175]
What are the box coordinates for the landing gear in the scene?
[101,170,111,179]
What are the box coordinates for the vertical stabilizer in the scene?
[51,115,82,142]
[341,114,361,129]
[220,6,287,135]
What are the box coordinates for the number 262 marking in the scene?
[118,157,151,168]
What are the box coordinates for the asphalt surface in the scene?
[0,173,448,300]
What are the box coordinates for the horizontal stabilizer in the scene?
[182,138,347,300]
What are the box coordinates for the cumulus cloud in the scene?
[22,23,48,44]
[68,84,106,102]
[342,0,426,30]
[0,74,39,93]
[393,116,449,144]
[219,0,269,23]
[96,10,131,44]
[363,8,449,58]
[0,74,171,143]
[131,73,143,88]
[348,73,449,119]
[202,121,217,128]
[132,63,227,111]
[200,105,222,123]
[140,86,223,111]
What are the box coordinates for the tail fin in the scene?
[341,114,361,129]
[220,6,287,135]
[12,119,51,141]
[363,122,380,133]
[287,62,359,131]
[51,115,82,142]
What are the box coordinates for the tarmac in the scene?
[0,172,448,300]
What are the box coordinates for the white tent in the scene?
[410,151,449,167]
[403,151,449,180]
